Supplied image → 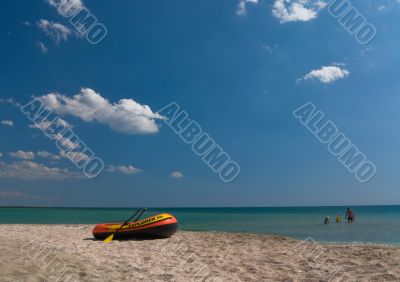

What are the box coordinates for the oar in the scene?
[134,208,147,222]
[103,209,144,243]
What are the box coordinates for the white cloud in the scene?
[30,120,82,160]
[37,151,52,158]
[261,44,279,53]
[29,121,52,130]
[1,120,14,127]
[107,165,142,175]
[0,98,21,108]
[237,0,258,16]
[28,120,51,130]
[0,160,81,180]
[52,133,80,150]
[38,88,164,135]
[272,0,327,23]
[47,0,83,7]
[9,151,35,160]
[37,19,72,44]
[36,41,48,54]
[37,151,61,161]
[301,65,350,84]
[171,171,183,179]
[377,5,386,11]
[0,190,45,200]
[60,150,89,163]
[47,0,83,16]
[360,47,373,56]
[29,118,72,131]
[54,118,72,129]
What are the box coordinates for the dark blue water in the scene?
[1,206,399,244]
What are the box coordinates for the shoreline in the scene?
[0,225,399,281]
[1,223,399,247]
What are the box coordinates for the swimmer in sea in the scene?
[335,214,341,223]
[345,208,355,223]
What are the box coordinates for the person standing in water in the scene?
[345,208,355,223]
[335,214,342,223]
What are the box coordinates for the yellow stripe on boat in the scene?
[106,214,172,231]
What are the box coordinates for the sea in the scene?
[1,206,399,245]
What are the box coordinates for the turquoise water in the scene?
[1,206,399,245]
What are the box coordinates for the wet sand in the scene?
[0,225,399,281]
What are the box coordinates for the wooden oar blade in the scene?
[103,234,114,243]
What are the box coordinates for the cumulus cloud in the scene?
[29,118,86,164]
[9,151,35,160]
[22,21,32,27]
[37,88,164,135]
[52,133,80,150]
[377,5,386,11]
[106,165,142,175]
[237,0,258,16]
[37,151,61,161]
[0,160,81,180]
[261,44,279,53]
[37,19,72,44]
[272,0,327,23]
[0,98,21,108]
[29,118,72,131]
[47,0,83,16]
[301,65,350,84]
[36,41,48,54]
[60,150,89,163]
[0,190,45,200]
[1,120,14,127]
[171,171,183,179]
[47,0,83,7]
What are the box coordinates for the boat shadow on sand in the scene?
[83,236,169,242]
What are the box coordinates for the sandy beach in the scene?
[0,225,399,281]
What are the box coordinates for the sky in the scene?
[1,0,400,207]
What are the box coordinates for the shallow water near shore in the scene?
[1,205,399,245]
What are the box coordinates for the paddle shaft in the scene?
[117,208,147,232]
[134,208,147,222]
[122,209,141,225]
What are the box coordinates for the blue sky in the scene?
[1,0,400,207]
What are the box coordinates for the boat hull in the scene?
[92,213,178,240]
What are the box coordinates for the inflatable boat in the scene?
[92,211,178,240]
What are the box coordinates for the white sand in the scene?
[0,225,399,281]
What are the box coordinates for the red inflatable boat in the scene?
[92,211,178,240]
